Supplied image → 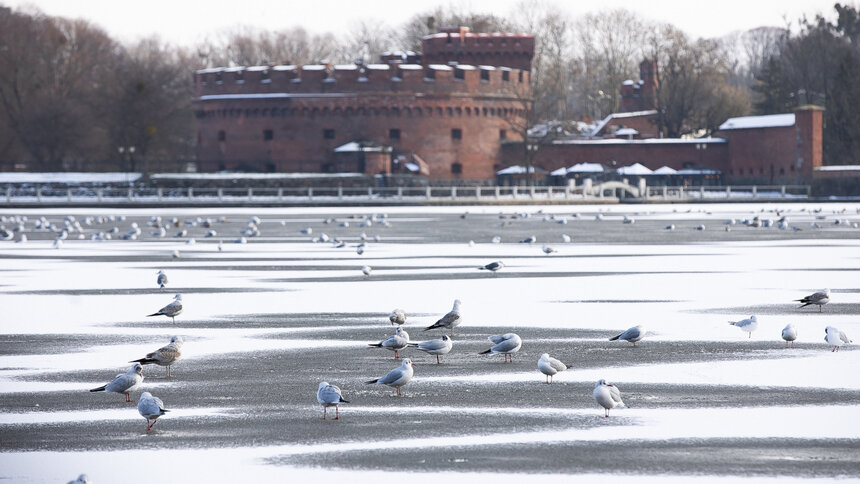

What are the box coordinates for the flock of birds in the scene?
[1,207,855,484]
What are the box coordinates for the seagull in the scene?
[782,323,798,348]
[479,261,504,273]
[389,308,407,326]
[825,326,852,352]
[317,382,349,420]
[424,299,462,336]
[156,270,168,289]
[593,379,626,417]
[361,265,372,278]
[561,234,571,243]
[368,327,410,359]
[147,294,182,323]
[366,358,415,396]
[491,235,501,244]
[729,315,758,338]
[520,235,537,244]
[537,353,567,384]
[67,474,91,484]
[409,335,453,364]
[130,336,183,377]
[609,325,645,347]
[89,363,144,402]
[479,333,522,362]
[796,289,830,312]
[138,391,169,431]
[542,245,557,255]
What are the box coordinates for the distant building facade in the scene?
[193,28,535,180]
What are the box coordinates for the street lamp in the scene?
[118,146,136,173]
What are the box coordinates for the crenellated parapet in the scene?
[421,28,535,71]
[195,63,530,98]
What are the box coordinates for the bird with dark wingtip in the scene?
[796,288,830,312]
[317,382,349,420]
[424,299,462,336]
[478,261,504,274]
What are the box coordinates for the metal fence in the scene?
[1,184,812,205]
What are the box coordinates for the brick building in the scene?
[193,28,534,180]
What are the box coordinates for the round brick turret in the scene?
[194,61,531,179]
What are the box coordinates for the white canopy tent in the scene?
[616,163,653,175]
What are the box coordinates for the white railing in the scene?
[1,184,812,205]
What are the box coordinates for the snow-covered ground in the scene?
[0,203,858,483]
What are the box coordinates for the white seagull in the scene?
[317,382,349,420]
[368,327,410,359]
[138,391,169,431]
[156,270,168,289]
[409,335,453,364]
[147,294,183,323]
[593,379,626,417]
[729,315,758,338]
[361,265,372,278]
[366,358,415,397]
[89,363,144,402]
[781,323,798,349]
[389,308,407,326]
[130,336,183,377]
[609,325,646,347]
[825,326,852,352]
[537,353,567,384]
[479,333,522,362]
[424,299,462,336]
[478,261,504,273]
[796,289,830,312]
[542,245,557,255]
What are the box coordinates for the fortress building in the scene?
[193,28,535,179]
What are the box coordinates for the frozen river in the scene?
[1,203,859,483]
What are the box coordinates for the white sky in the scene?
[3,0,838,47]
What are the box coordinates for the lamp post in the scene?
[118,146,136,173]
[526,142,538,186]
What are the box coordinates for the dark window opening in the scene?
[518,71,524,83]
[502,70,510,82]
[480,69,490,81]
[323,129,335,139]
[451,128,462,140]
[263,129,273,141]
[389,129,401,140]
[779,167,785,175]
[790,164,795,172]
[454,69,464,80]
[759,167,764,174]
[451,162,463,175]
[499,129,507,140]
[217,130,226,141]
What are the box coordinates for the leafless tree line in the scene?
[0,2,796,171]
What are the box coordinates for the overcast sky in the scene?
[3,0,839,46]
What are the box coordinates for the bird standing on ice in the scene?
[478,261,504,274]
[479,333,522,362]
[424,299,462,336]
[537,353,567,383]
[130,336,183,377]
[366,358,415,396]
[796,289,830,312]
[781,323,798,348]
[156,270,168,289]
[729,315,758,338]
[368,326,410,359]
[361,265,372,278]
[317,382,349,420]
[593,379,625,417]
[138,391,169,431]
[147,294,182,323]
[389,308,407,326]
[825,326,851,352]
[89,363,144,402]
[409,335,453,364]
[609,325,645,347]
